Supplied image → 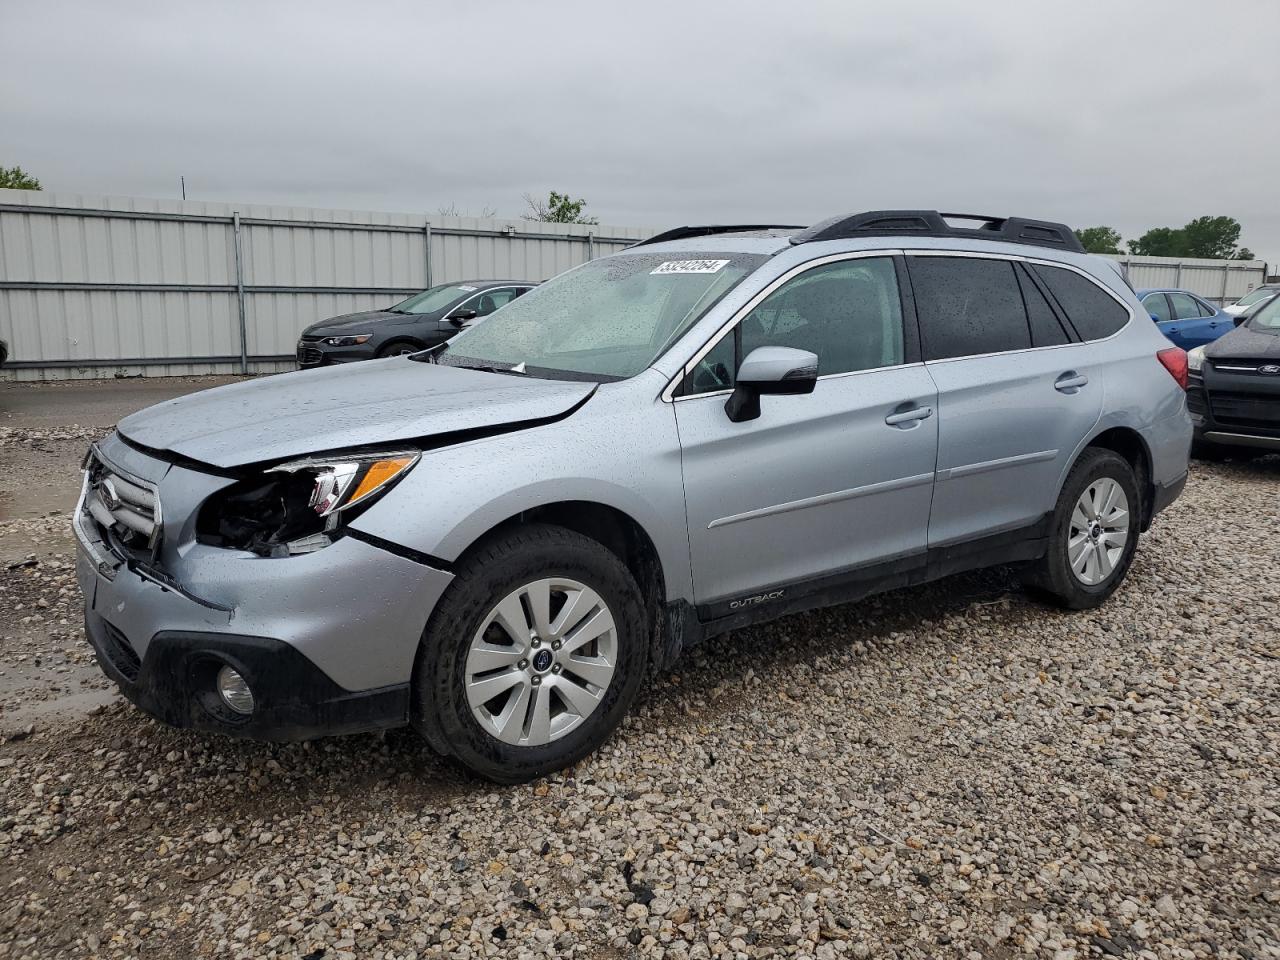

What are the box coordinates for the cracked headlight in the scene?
[197,452,419,556]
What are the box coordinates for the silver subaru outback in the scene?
[74,211,1193,782]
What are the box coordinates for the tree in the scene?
[0,165,41,190]
[522,190,598,225]
[1128,216,1252,260]
[1074,226,1123,255]
[1129,226,1187,258]
[1180,215,1246,259]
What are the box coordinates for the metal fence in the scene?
[2,191,1272,381]
[0,190,654,380]
[1106,254,1269,307]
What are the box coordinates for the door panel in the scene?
[925,344,1103,545]
[676,367,938,604]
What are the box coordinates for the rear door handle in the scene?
[1055,372,1089,393]
[885,404,934,427]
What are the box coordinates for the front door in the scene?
[674,255,938,608]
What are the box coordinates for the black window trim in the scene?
[1192,296,1218,318]
[665,249,918,401]
[1014,260,1077,346]
[901,250,1135,363]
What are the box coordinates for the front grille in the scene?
[1208,391,1280,430]
[1210,359,1280,376]
[100,620,142,682]
[1186,388,1208,417]
[297,343,323,365]
[82,450,162,560]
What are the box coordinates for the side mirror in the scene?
[1150,314,1162,323]
[724,346,818,423]
[447,309,478,326]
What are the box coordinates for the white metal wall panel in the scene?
[0,189,655,379]
[1106,254,1268,305]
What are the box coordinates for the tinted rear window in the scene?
[1033,265,1130,340]
[911,256,1031,360]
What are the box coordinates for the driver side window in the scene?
[681,257,905,396]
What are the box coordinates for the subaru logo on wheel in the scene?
[1259,364,1280,375]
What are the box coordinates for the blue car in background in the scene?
[1136,288,1235,350]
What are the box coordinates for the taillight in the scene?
[1157,347,1188,389]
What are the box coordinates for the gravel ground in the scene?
[1,387,1277,960]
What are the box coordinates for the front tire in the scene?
[1022,448,1140,610]
[412,524,648,783]
[377,340,422,358]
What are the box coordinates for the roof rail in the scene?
[790,210,1085,254]
[630,224,805,247]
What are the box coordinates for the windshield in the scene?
[389,284,479,315]
[437,252,767,379]
[1246,295,1280,332]
[1235,287,1276,308]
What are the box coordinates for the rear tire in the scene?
[411,524,647,783]
[1022,448,1140,610]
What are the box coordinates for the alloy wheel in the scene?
[1067,477,1129,586]
[464,577,617,746]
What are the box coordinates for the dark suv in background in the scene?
[1186,294,1280,458]
[297,279,535,366]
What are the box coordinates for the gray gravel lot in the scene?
[0,379,1277,960]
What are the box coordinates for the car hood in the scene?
[303,310,426,335]
[1205,324,1280,360]
[117,359,597,469]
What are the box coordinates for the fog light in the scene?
[216,665,255,715]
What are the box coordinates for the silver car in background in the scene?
[74,210,1192,782]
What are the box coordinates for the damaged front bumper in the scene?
[73,436,454,740]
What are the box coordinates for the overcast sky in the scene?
[3,0,1277,258]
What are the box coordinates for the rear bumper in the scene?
[1151,472,1187,519]
[84,610,408,740]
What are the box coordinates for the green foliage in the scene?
[1074,226,1123,254]
[1128,226,1185,257]
[0,165,41,190]
[1180,216,1245,259]
[1129,216,1252,260]
[522,190,599,225]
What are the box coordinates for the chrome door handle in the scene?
[885,405,933,426]
[1055,372,1089,393]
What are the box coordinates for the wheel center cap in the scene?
[532,649,554,673]
[1089,521,1102,542]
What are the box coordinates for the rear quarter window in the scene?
[1033,265,1131,341]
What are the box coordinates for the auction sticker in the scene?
[651,259,730,275]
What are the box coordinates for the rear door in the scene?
[908,253,1103,548]
[674,254,938,607]
[1165,291,1225,348]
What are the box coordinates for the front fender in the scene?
[348,373,695,602]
